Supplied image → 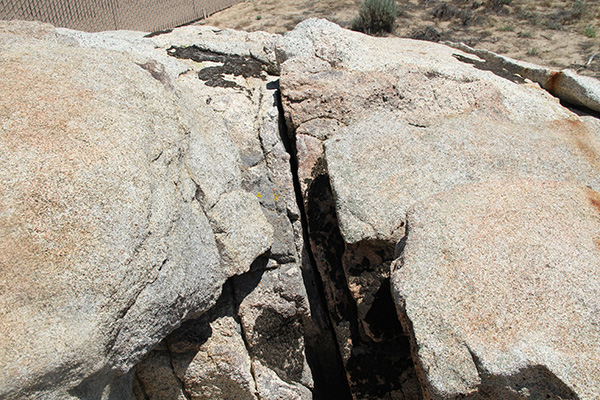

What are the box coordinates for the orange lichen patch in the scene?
[545,71,563,95]
[587,187,600,214]
[551,119,600,173]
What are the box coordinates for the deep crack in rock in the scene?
[272,82,353,399]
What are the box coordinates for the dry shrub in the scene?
[352,0,398,34]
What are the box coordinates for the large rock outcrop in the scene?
[279,18,600,399]
[1,16,600,400]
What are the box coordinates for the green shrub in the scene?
[498,24,514,31]
[572,0,585,18]
[583,24,597,38]
[352,0,398,35]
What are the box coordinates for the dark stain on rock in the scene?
[167,45,266,90]
[144,28,173,38]
[545,71,563,95]
[137,60,173,90]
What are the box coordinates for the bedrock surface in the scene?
[1,17,599,400]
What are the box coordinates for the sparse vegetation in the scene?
[499,24,514,31]
[487,0,512,12]
[545,19,562,30]
[351,0,398,34]
[201,0,600,79]
[583,23,597,37]
[572,0,585,18]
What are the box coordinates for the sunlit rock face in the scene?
[2,17,600,400]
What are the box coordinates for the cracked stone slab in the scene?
[133,342,188,400]
[252,360,312,400]
[233,261,314,393]
[391,179,600,400]
[208,190,273,275]
[135,283,257,400]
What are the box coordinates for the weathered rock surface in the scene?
[71,21,344,400]
[279,18,600,399]
[0,20,274,399]
[392,180,600,399]
[281,19,599,246]
[2,16,600,400]
[135,283,256,400]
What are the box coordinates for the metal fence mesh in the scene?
[0,0,241,32]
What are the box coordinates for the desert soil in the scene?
[196,0,600,78]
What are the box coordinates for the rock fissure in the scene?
[165,344,192,400]
[272,82,353,399]
[105,256,169,358]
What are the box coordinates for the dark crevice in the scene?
[559,99,600,120]
[277,79,421,396]
[156,278,255,398]
[165,346,192,400]
[229,264,265,395]
[273,80,353,400]
[341,238,420,398]
[132,373,150,400]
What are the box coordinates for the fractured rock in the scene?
[279,18,600,399]
[136,283,257,400]
[281,19,599,246]
[129,23,346,400]
[391,180,600,399]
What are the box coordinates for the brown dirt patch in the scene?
[196,0,600,78]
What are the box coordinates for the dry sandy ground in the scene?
[196,0,600,77]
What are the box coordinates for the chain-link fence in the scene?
[0,0,241,32]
